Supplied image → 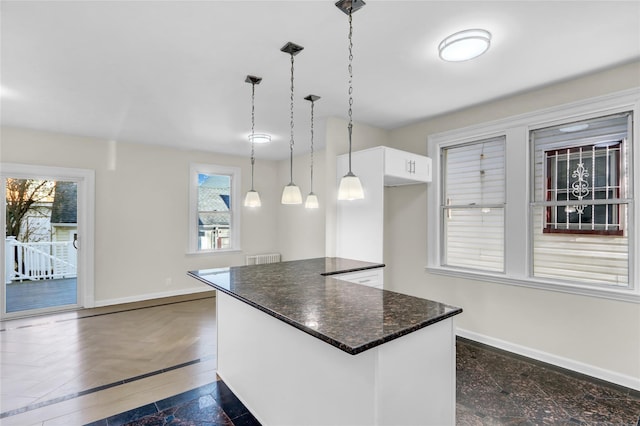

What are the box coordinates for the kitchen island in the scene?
[188,257,462,426]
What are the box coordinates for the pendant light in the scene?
[280,42,304,205]
[304,94,321,209]
[336,0,365,201]
[244,75,262,208]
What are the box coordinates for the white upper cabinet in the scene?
[383,147,432,186]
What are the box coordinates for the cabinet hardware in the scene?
[406,160,416,174]
[406,159,417,174]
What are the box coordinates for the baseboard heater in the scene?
[245,253,281,265]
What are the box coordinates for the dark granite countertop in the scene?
[188,257,462,355]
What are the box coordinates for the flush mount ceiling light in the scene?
[244,75,262,208]
[281,41,304,205]
[336,0,365,201]
[248,133,271,144]
[438,29,491,62]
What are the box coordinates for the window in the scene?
[427,89,638,302]
[441,136,506,272]
[530,113,631,287]
[189,164,241,253]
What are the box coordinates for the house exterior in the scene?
[50,180,78,243]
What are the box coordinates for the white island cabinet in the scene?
[188,258,462,426]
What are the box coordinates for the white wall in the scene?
[275,145,327,261]
[384,62,640,385]
[1,127,281,305]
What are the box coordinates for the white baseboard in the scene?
[456,328,640,392]
[94,286,214,308]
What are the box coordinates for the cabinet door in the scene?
[332,268,383,289]
[409,153,432,182]
[384,148,432,185]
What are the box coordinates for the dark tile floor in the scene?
[456,338,640,425]
[85,380,260,426]
[90,337,640,426]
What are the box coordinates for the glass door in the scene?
[3,177,80,316]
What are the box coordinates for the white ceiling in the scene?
[1,1,639,160]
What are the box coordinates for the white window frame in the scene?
[188,163,241,254]
[427,88,640,303]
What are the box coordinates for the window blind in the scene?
[442,136,505,272]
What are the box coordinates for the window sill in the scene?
[186,249,243,256]
[424,266,640,304]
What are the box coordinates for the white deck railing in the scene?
[5,237,77,284]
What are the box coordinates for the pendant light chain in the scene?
[250,80,256,190]
[310,98,315,192]
[336,0,365,201]
[289,52,295,183]
[280,41,303,205]
[304,93,320,209]
[244,74,262,208]
[347,10,354,174]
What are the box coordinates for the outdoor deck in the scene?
[6,278,77,313]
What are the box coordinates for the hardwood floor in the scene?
[0,293,217,425]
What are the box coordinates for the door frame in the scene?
[1,163,95,318]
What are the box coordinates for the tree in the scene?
[5,178,55,239]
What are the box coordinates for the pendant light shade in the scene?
[280,42,304,205]
[338,172,364,201]
[244,75,262,208]
[281,183,303,204]
[304,94,321,209]
[336,0,365,201]
[304,193,319,209]
[244,189,261,207]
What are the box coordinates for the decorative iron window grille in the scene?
[544,142,622,235]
